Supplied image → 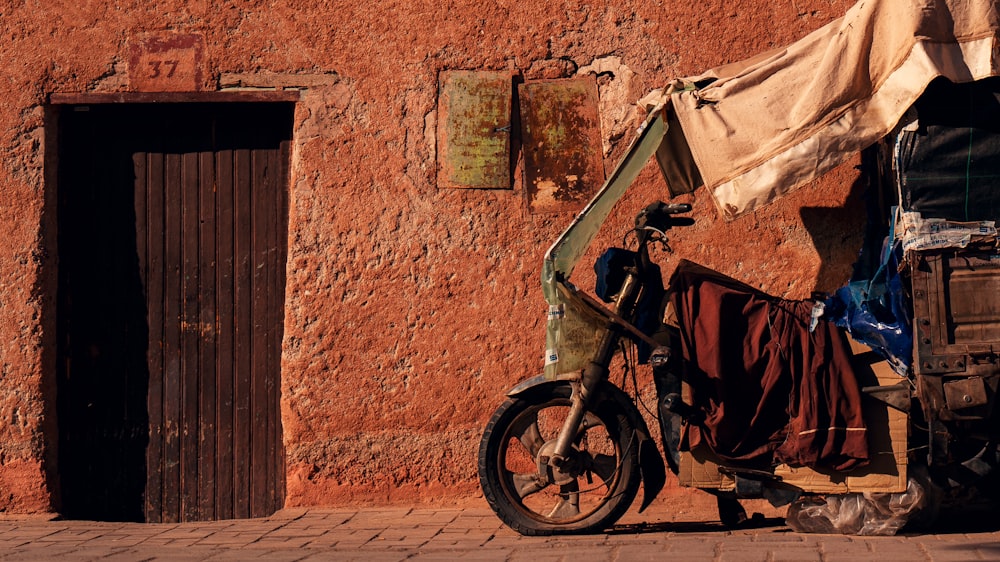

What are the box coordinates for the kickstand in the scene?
[716,495,748,528]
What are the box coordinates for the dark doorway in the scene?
[56,102,292,522]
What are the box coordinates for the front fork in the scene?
[548,274,642,466]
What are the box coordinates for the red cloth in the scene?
[670,260,869,472]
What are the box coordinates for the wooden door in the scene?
[57,102,291,522]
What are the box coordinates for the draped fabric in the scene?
[670,260,869,471]
[652,0,1000,219]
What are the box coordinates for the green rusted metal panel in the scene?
[519,77,605,213]
[437,70,512,189]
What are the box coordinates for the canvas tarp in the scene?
[654,0,1000,219]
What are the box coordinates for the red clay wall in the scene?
[0,0,862,513]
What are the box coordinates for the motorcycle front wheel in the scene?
[477,382,641,535]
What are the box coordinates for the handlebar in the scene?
[635,201,694,233]
[630,201,695,264]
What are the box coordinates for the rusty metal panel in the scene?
[943,376,989,410]
[437,70,512,189]
[912,249,1000,376]
[519,77,605,213]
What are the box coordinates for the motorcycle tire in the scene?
[478,382,641,535]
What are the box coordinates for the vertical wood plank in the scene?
[143,150,165,524]
[181,151,201,522]
[251,149,277,517]
[215,148,236,520]
[198,149,218,520]
[233,147,253,519]
[251,149,276,517]
[268,145,279,514]
[162,152,183,524]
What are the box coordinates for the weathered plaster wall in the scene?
[0,0,862,513]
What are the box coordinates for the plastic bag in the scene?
[785,469,941,535]
[824,237,912,376]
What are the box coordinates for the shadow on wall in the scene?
[56,106,150,521]
[799,153,875,296]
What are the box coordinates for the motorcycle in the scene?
[478,200,743,535]
[477,197,1000,536]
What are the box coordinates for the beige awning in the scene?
[655,0,1000,219]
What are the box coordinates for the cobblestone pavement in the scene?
[0,503,998,561]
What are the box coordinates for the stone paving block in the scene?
[34,531,102,543]
[265,526,330,538]
[65,546,143,560]
[156,528,216,539]
[865,539,926,557]
[422,532,488,545]
[213,550,309,562]
[551,546,617,561]
[347,529,383,541]
[372,538,436,549]
[424,539,494,551]
[82,535,151,547]
[321,530,383,549]
[300,551,408,562]
[747,531,807,542]
[615,544,684,561]
[748,542,823,557]
[203,548,298,561]
[242,536,315,549]
[1,546,91,561]
[377,528,440,541]
[221,524,287,534]
[269,507,310,520]
[658,536,715,552]
[507,552,574,562]
[0,529,52,541]
[139,537,205,547]
[482,537,535,550]
[816,540,874,556]
[614,544,716,562]
[192,533,258,546]
[412,550,510,562]
[921,542,994,561]
[450,516,508,529]
[717,552,769,562]
[402,512,461,525]
[293,536,339,548]
[434,526,473,535]
[299,514,354,526]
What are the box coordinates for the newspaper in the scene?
[898,211,997,254]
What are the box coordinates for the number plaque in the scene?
[128,32,206,92]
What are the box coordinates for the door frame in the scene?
[48,90,299,521]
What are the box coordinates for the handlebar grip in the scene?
[637,201,695,232]
[661,203,692,215]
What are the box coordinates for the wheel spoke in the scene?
[589,453,618,484]
[547,481,580,520]
[514,414,544,457]
[511,473,547,499]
